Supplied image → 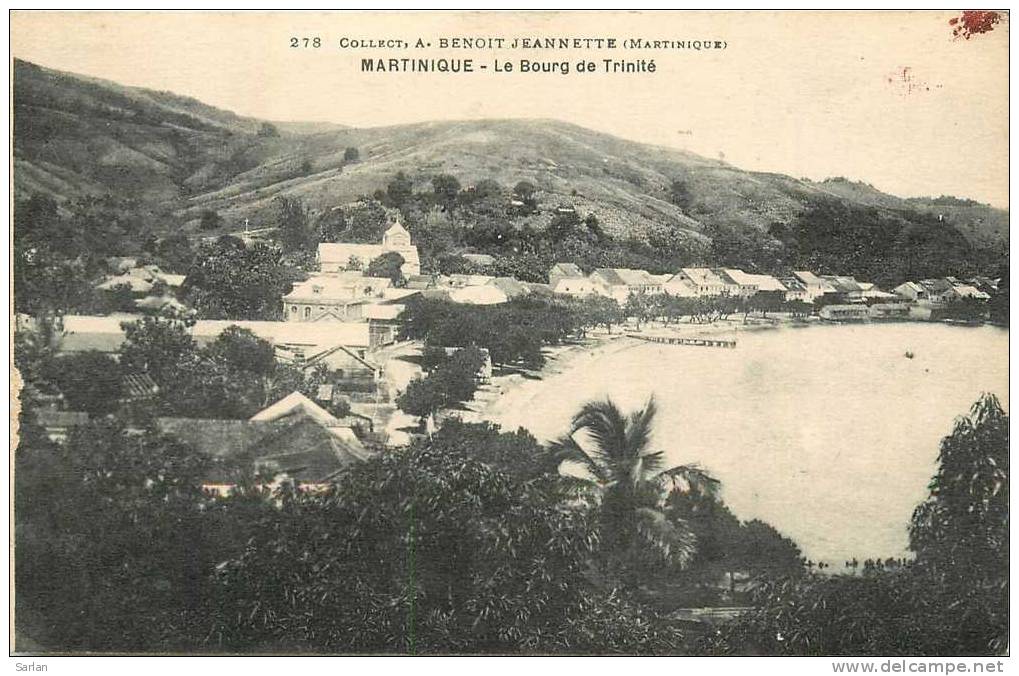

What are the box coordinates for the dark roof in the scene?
[592,268,626,286]
[122,373,159,399]
[156,418,287,459]
[550,263,584,278]
[489,276,531,298]
[156,413,371,484]
[249,417,369,483]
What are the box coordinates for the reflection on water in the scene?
[487,323,1009,564]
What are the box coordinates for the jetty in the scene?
[628,333,736,349]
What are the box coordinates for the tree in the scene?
[343,146,359,162]
[396,376,445,423]
[580,295,623,334]
[386,171,414,207]
[987,262,1008,325]
[15,419,221,651]
[432,174,462,209]
[182,237,292,320]
[549,397,719,580]
[669,179,694,212]
[274,196,313,253]
[205,438,683,654]
[198,209,223,231]
[910,392,1007,587]
[513,180,536,199]
[365,251,406,286]
[257,122,280,137]
[119,316,200,398]
[42,352,124,416]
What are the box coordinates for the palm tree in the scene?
[549,396,718,575]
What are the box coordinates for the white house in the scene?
[283,272,391,322]
[673,268,729,296]
[792,271,837,302]
[318,220,421,276]
[553,276,606,297]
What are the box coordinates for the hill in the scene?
[12,58,1008,253]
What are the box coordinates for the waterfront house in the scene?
[821,276,866,303]
[589,268,664,303]
[857,283,898,303]
[948,284,991,302]
[781,278,809,302]
[661,275,698,297]
[893,281,928,302]
[318,220,421,276]
[674,268,729,296]
[548,262,585,289]
[553,276,606,297]
[917,279,956,305]
[719,269,760,298]
[792,271,837,303]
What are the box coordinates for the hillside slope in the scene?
[12,59,1008,249]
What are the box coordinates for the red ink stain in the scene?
[949,11,1003,39]
[887,66,943,96]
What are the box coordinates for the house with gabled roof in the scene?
[318,219,420,276]
[548,262,585,289]
[282,272,391,322]
[589,268,663,303]
[673,268,730,297]
[158,391,374,493]
[792,271,837,303]
[893,281,928,302]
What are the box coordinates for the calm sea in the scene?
[486,323,1009,564]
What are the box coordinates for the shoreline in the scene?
[455,314,1006,427]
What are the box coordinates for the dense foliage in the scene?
[181,236,292,320]
[15,413,687,654]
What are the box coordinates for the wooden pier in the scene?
[628,333,736,349]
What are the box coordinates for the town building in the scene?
[661,275,698,297]
[917,279,956,305]
[158,391,373,493]
[792,271,837,303]
[589,268,663,303]
[548,262,586,290]
[893,281,928,302]
[488,276,532,300]
[673,268,729,296]
[318,220,421,276]
[781,278,809,303]
[553,276,606,297]
[282,272,392,322]
[449,285,509,305]
[719,269,760,298]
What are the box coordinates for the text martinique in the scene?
[360,58,657,74]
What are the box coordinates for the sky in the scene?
[11,10,1010,207]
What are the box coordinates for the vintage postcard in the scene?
[9,10,1009,660]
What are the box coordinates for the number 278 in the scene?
[290,37,321,48]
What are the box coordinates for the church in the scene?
[317,220,421,277]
